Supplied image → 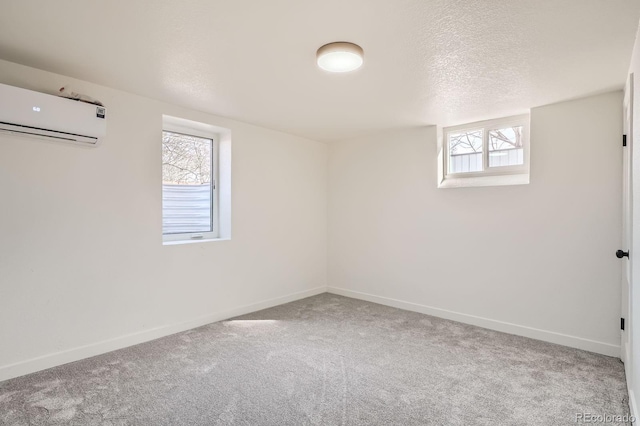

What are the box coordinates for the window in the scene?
[439,114,529,188]
[448,129,483,173]
[162,115,231,244]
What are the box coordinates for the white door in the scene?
[622,73,633,363]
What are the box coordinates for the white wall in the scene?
[0,59,327,380]
[328,91,623,357]
[626,22,640,422]
[0,56,627,388]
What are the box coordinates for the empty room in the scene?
[2,1,640,425]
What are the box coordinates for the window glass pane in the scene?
[162,131,212,234]
[488,126,524,167]
[448,129,483,173]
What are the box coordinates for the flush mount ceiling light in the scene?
[316,42,364,73]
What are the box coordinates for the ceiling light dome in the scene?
[317,42,364,73]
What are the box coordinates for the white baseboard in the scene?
[0,286,326,382]
[327,287,621,358]
[630,389,639,425]
[1,285,622,383]
[625,345,633,385]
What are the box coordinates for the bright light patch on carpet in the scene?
[223,320,278,327]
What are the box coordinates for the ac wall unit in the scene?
[0,83,106,146]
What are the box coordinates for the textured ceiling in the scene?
[0,0,638,142]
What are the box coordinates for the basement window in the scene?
[162,115,231,245]
[438,114,530,188]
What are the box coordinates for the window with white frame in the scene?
[440,114,530,188]
[162,115,231,245]
[162,124,219,243]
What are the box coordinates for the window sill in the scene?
[438,172,529,189]
[163,237,231,246]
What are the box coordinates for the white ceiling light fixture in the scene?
[317,42,364,73]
